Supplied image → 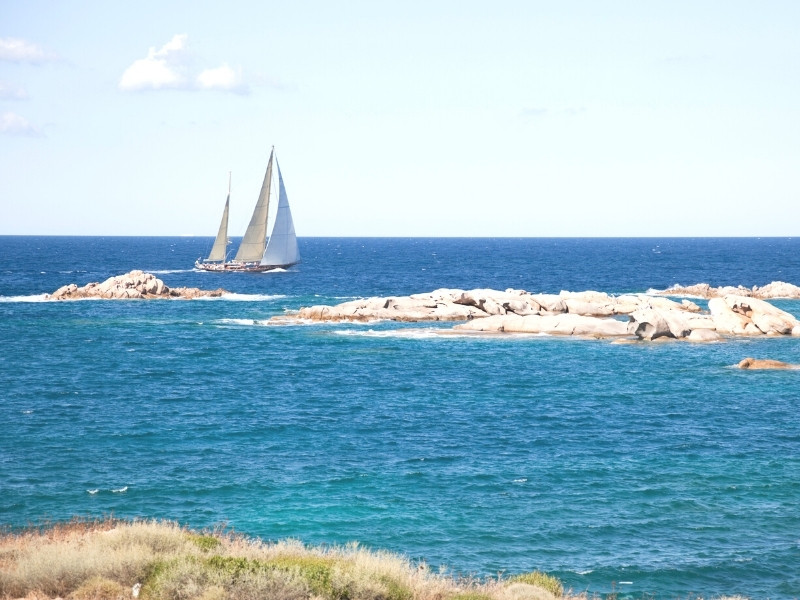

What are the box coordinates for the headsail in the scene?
[205,172,231,262]
[234,148,273,262]
[261,158,300,267]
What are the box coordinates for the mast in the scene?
[233,148,273,262]
[205,172,231,262]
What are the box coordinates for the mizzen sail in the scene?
[205,173,230,262]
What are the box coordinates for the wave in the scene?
[214,318,268,327]
[111,486,128,493]
[0,294,50,303]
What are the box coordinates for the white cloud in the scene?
[197,63,247,93]
[0,112,42,136]
[0,38,58,63]
[120,34,246,93]
[119,34,189,91]
[0,81,28,100]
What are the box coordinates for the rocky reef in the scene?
[48,270,226,300]
[284,284,800,341]
[655,281,800,299]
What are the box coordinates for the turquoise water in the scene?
[1,237,799,598]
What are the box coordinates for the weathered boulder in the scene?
[737,357,800,370]
[530,294,567,314]
[723,295,800,335]
[708,297,754,335]
[687,328,723,342]
[628,308,672,340]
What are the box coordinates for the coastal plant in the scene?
[0,519,582,600]
[69,576,129,600]
[508,571,564,597]
[188,534,221,553]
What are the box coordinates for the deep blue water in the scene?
[1,237,799,599]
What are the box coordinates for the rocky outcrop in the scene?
[48,270,226,300]
[285,286,800,342]
[737,357,800,370]
[656,281,800,299]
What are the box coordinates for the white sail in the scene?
[261,158,300,267]
[234,149,273,262]
[205,174,230,262]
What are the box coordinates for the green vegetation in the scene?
[0,519,567,600]
[509,571,565,597]
[0,519,750,600]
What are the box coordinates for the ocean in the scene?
[1,236,799,599]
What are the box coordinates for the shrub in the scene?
[508,571,564,597]
[69,576,129,600]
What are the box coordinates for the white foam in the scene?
[111,486,128,493]
[87,489,99,495]
[215,318,266,327]
[0,294,50,303]
[512,478,528,483]
[259,267,287,273]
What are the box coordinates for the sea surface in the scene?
[1,237,799,599]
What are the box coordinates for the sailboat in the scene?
[195,147,300,272]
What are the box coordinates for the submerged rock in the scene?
[737,357,800,370]
[48,270,226,300]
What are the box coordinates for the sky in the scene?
[1,1,799,237]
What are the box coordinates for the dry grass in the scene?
[0,520,748,600]
[0,520,569,600]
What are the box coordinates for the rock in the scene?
[754,281,800,299]
[708,297,752,334]
[737,357,800,370]
[47,271,225,300]
[723,295,800,335]
[530,294,567,313]
[283,286,800,342]
[454,313,629,337]
[628,308,672,340]
[655,281,800,299]
[687,328,723,342]
[504,298,541,316]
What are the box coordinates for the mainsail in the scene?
[261,158,300,267]
[233,148,274,263]
[204,173,230,262]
